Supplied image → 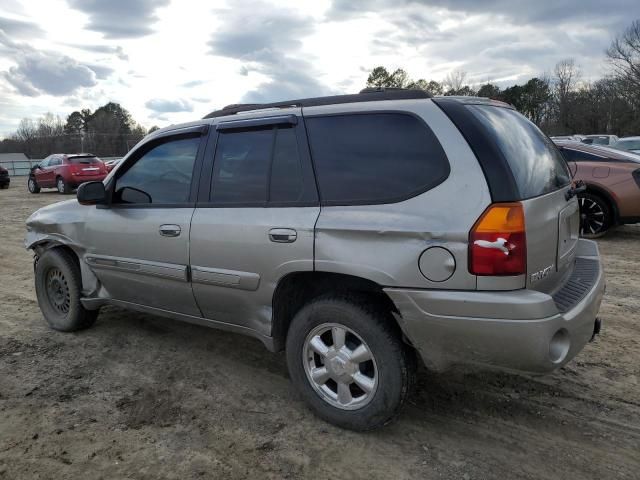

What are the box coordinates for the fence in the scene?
[0,157,121,177]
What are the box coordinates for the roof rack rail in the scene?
[203,88,431,119]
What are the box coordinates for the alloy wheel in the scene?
[579,196,606,236]
[57,178,65,193]
[303,323,378,410]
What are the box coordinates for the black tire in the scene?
[35,248,99,332]
[286,294,415,431]
[56,176,70,194]
[578,192,613,238]
[28,176,40,193]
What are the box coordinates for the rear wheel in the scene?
[56,177,70,194]
[28,177,40,193]
[578,192,612,238]
[35,248,99,332]
[286,295,415,431]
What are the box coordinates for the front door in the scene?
[83,128,207,316]
[189,111,320,337]
[35,156,54,186]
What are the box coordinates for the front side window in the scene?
[50,156,61,166]
[114,135,200,204]
[210,125,306,204]
[305,113,450,205]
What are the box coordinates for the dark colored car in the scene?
[556,141,640,237]
[28,154,108,194]
[0,165,9,189]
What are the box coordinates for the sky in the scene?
[0,0,637,137]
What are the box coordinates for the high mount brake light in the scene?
[469,202,526,276]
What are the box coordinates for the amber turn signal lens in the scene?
[469,202,526,276]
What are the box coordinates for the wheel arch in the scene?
[29,238,100,299]
[583,183,619,225]
[271,271,402,352]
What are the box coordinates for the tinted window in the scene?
[114,136,200,204]
[270,127,303,202]
[211,128,272,203]
[305,113,450,204]
[561,148,607,163]
[210,126,305,204]
[467,106,570,198]
[69,156,100,164]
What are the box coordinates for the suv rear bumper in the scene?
[385,239,605,373]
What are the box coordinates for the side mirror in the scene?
[77,181,106,205]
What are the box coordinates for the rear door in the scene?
[462,104,576,293]
[189,109,319,337]
[83,126,207,315]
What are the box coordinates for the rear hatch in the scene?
[464,104,577,293]
[68,155,106,176]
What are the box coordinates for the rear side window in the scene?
[210,125,308,205]
[466,106,570,199]
[560,148,607,163]
[305,113,450,205]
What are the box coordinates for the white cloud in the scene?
[0,0,634,136]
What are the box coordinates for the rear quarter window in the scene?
[305,113,450,205]
[467,105,571,199]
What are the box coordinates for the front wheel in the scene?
[28,177,40,193]
[286,295,415,431]
[578,193,612,238]
[35,248,99,331]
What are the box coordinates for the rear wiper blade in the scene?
[565,180,587,200]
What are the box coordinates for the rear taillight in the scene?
[469,202,526,276]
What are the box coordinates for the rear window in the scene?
[467,106,570,199]
[69,156,100,164]
[305,113,450,205]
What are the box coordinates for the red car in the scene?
[28,154,108,194]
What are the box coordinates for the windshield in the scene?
[467,105,571,199]
[589,137,610,145]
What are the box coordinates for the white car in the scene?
[614,136,640,154]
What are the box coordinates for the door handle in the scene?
[269,228,297,243]
[159,224,181,237]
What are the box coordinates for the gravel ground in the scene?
[1,183,639,479]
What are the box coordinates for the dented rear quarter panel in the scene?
[309,99,492,290]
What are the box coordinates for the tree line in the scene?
[1,20,638,158]
[367,19,640,136]
[0,102,159,159]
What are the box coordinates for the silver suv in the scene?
[25,89,605,430]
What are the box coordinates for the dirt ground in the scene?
[0,183,639,480]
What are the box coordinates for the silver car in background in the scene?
[25,89,605,430]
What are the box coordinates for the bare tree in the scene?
[443,70,467,93]
[607,19,640,90]
[553,59,581,132]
